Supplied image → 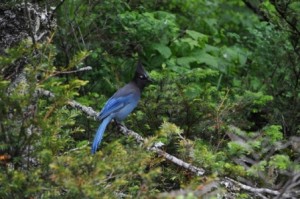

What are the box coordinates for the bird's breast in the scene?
[114,95,140,121]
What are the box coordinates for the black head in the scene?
[133,61,152,90]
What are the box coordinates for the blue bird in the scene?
[91,61,152,154]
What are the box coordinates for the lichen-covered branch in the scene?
[222,177,295,199]
[150,146,205,176]
[51,66,93,76]
[36,88,298,198]
[117,124,205,175]
[36,88,205,176]
[68,100,98,118]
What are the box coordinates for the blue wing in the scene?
[98,93,135,120]
[92,82,141,154]
[98,82,140,120]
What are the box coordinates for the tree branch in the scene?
[51,0,67,18]
[37,88,206,176]
[242,0,270,22]
[223,177,294,198]
[51,66,92,76]
[270,0,300,36]
[36,88,298,198]
[113,124,206,175]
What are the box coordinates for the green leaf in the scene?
[180,38,199,49]
[269,155,291,170]
[183,83,202,99]
[247,161,267,177]
[196,52,219,68]
[186,30,208,41]
[151,43,172,58]
[176,56,196,66]
[264,125,283,143]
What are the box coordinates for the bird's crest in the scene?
[134,60,152,89]
[136,60,147,75]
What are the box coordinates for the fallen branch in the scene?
[222,177,294,199]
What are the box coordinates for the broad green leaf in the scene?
[180,38,199,49]
[269,155,291,170]
[186,30,208,41]
[151,43,172,58]
[196,52,219,68]
[176,56,196,66]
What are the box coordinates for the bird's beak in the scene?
[147,77,153,83]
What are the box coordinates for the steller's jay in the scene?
[91,61,152,154]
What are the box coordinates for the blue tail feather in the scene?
[91,117,111,154]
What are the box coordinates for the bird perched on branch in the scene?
[91,61,152,154]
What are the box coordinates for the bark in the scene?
[0,1,58,167]
[0,1,56,79]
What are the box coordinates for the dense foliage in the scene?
[0,0,299,198]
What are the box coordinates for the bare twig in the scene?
[63,143,89,155]
[39,66,92,82]
[53,66,92,75]
[275,172,300,199]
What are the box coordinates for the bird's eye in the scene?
[139,75,145,79]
